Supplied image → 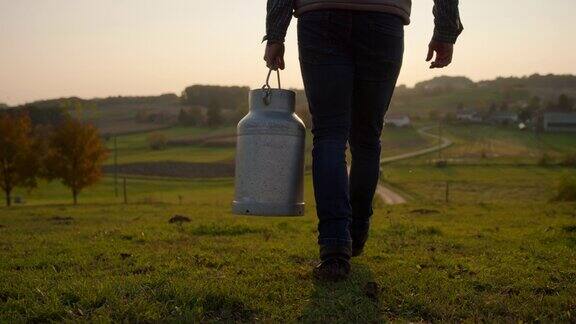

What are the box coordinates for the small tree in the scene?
[177,108,188,125]
[0,113,40,206]
[207,100,224,128]
[178,107,205,126]
[147,132,167,150]
[488,102,497,113]
[45,118,109,204]
[528,96,541,111]
[557,94,575,112]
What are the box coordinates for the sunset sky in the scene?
[1,0,575,105]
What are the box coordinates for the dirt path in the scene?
[375,125,453,205]
[376,184,407,204]
[380,125,454,164]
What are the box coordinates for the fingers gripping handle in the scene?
[265,68,282,89]
[262,69,282,105]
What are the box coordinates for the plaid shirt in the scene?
[264,0,463,44]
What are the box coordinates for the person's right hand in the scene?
[264,42,285,70]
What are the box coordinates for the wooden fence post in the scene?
[123,177,128,204]
[114,135,118,197]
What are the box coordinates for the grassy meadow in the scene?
[106,127,237,165]
[1,123,576,322]
[383,165,575,204]
[107,123,439,167]
[426,124,576,165]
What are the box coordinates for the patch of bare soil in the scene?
[103,161,234,178]
[169,215,191,224]
[50,216,74,221]
[168,134,237,147]
[202,136,237,147]
[410,208,440,215]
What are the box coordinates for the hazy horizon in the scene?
[1,0,576,105]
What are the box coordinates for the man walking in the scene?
[263,0,463,281]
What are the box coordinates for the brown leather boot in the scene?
[313,245,352,282]
[352,230,369,257]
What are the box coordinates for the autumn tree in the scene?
[0,113,40,206]
[45,118,108,204]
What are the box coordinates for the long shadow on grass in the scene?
[300,263,382,323]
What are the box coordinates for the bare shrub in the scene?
[560,153,576,167]
[147,132,167,150]
[553,176,576,202]
[538,153,554,166]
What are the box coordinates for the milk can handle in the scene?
[262,69,282,105]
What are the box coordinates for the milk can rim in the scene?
[250,88,295,96]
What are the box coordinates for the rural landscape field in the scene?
[3,0,576,321]
[2,74,576,322]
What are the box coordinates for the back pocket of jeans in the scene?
[297,12,334,63]
[369,12,404,38]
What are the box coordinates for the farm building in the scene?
[489,111,519,125]
[542,112,576,132]
[456,109,483,123]
[385,114,411,127]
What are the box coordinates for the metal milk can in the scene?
[233,70,306,216]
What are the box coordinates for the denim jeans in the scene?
[297,10,404,248]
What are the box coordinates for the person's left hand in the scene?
[426,40,454,69]
[264,42,285,70]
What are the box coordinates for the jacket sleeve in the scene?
[263,0,293,43]
[433,0,464,44]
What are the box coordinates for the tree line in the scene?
[178,85,312,128]
[0,112,108,206]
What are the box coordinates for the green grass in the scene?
[382,165,576,204]
[442,124,576,162]
[10,176,235,206]
[2,167,576,322]
[381,126,434,158]
[105,127,237,165]
[390,123,576,166]
[104,125,437,167]
[2,124,576,321]
[390,86,529,116]
[103,121,576,170]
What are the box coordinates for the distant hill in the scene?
[389,74,576,116]
[414,76,475,91]
[1,104,67,126]
[4,74,575,132]
[182,85,249,111]
[19,94,180,111]
[478,74,576,89]
[3,94,181,135]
